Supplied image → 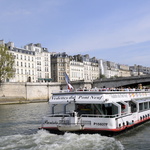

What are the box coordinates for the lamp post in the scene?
[25,71,28,101]
[26,72,28,82]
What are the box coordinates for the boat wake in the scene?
[0,130,124,150]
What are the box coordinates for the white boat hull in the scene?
[57,124,84,131]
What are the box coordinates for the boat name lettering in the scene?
[45,120,58,124]
[93,122,108,126]
[78,95,102,100]
[53,96,75,100]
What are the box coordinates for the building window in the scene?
[37,61,41,65]
[37,66,41,71]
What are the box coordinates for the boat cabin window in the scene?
[75,103,118,117]
[51,103,76,114]
[117,102,128,114]
[51,104,64,114]
[66,103,75,113]
[139,101,149,112]
[51,102,122,117]
[139,103,143,111]
[144,102,148,110]
[129,101,137,113]
[75,104,91,115]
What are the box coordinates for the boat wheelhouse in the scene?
[40,89,150,135]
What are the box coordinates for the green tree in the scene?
[0,45,15,83]
[100,74,106,79]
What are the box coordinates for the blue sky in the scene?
[1,0,150,66]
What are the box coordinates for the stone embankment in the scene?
[0,81,92,105]
[0,96,27,105]
[0,82,61,105]
[1,76,147,105]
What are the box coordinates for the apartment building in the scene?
[118,64,131,77]
[2,39,150,83]
[51,53,100,82]
[24,43,51,82]
[99,59,119,78]
[89,57,99,81]
[130,65,150,76]
[0,40,51,82]
[74,54,99,81]
[51,52,70,83]
[99,60,131,78]
[70,60,84,81]
[106,61,119,78]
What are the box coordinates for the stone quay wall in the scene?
[1,76,144,104]
[0,81,93,104]
[0,82,61,104]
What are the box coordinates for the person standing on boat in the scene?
[84,87,88,91]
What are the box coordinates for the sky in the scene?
[0,0,150,66]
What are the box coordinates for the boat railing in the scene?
[46,113,119,118]
[81,114,118,118]
[47,114,71,117]
[52,88,150,93]
[52,90,70,93]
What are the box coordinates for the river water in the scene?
[0,103,150,150]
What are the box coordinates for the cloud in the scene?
[1,0,150,67]
[58,9,150,54]
[121,41,136,46]
[0,0,65,20]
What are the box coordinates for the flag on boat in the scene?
[64,72,74,91]
[67,83,74,91]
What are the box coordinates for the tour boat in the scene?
[40,88,150,136]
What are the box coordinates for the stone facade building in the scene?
[70,60,84,81]
[118,64,130,77]
[72,54,99,81]
[99,60,131,78]
[0,40,51,82]
[51,53,100,82]
[99,59,119,78]
[51,52,70,83]
[1,39,150,84]
[24,43,51,82]
[130,65,150,76]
